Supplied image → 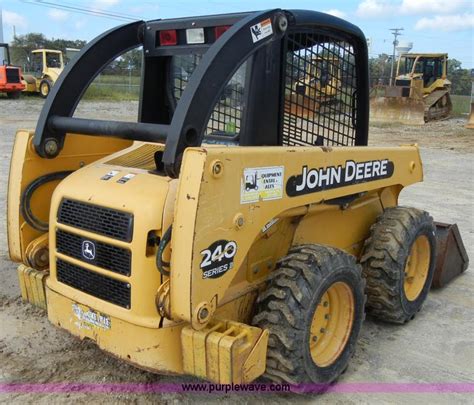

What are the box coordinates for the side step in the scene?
[17,264,49,310]
[181,319,269,384]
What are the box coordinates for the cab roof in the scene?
[400,53,448,58]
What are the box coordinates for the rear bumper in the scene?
[0,83,25,92]
[46,286,185,375]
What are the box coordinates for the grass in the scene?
[451,95,471,116]
[83,85,139,101]
[82,74,140,101]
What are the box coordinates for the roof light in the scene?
[186,28,205,44]
[159,30,177,46]
[215,25,230,40]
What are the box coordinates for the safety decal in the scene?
[250,18,273,43]
[200,240,237,279]
[262,218,279,233]
[117,173,135,184]
[101,170,119,181]
[241,166,284,204]
[286,159,394,197]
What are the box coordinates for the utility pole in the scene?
[389,28,403,86]
[0,7,4,63]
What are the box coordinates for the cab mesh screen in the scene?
[172,55,246,138]
[283,31,358,147]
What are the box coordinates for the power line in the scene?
[389,27,403,86]
[21,0,145,22]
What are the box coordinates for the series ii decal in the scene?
[200,240,237,279]
[286,159,394,197]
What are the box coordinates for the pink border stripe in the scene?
[0,382,473,394]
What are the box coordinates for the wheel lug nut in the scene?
[325,314,330,320]
[320,328,326,333]
[312,336,318,342]
[323,301,329,307]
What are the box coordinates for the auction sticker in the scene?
[241,166,284,204]
[72,303,111,330]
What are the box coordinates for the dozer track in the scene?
[424,89,452,122]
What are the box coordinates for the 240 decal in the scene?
[200,240,237,279]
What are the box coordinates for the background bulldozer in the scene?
[285,56,341,118]
[7,9,468,388]
[370,53,452,125]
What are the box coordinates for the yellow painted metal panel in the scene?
[170,145,423,327]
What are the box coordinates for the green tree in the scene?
[369,54,392,86]
[9,33,86,67]
[447,58,471,95]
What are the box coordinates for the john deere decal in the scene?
[286,159,394,197]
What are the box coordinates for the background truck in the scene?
[0,43,25,98]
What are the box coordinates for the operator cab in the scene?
[33,9,369,177]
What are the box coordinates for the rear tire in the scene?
[252,245,365,386]
[361,207,436,324]
[7,91,20,99]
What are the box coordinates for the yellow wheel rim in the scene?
[309,281,354,367]
[404,235,430,301]
[41,83,49,96]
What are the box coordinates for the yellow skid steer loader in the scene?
[7,10,468,388]
[370,53,452,125]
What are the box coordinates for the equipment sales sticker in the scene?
[241,166,284,204]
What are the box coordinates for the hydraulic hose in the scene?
[20,171,73,232]
[156,225,172,277]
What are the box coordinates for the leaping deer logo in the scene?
[82,240,96,260]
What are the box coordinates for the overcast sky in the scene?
[0,0,472,67]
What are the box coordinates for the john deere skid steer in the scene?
[370,53,452,125]
[7,10,468,387]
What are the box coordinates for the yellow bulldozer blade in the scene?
[466,103,474,129]
[370,96,426,126]
[285,93,320,119]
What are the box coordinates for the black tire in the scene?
[7,91,21,99]
[361,207,436,324]
[39,80,52,98]
[252,244,366,386]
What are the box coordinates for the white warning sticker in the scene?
[250,18,273,43]
[241,166,284,204]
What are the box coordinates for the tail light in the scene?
[159,30,178,46]
[215,25,230,40]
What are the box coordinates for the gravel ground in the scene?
[0,98,473,404]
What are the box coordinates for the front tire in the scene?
[361,207,436,323]
[39,80,52,98]
[252,245,365,385]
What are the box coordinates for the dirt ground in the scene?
[0,98,473,404]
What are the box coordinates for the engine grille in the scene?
[57,259,131,308]
[6,68,21,84]
[56,230,131,276]
[58,199,133,242]
[395,79,411,87]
